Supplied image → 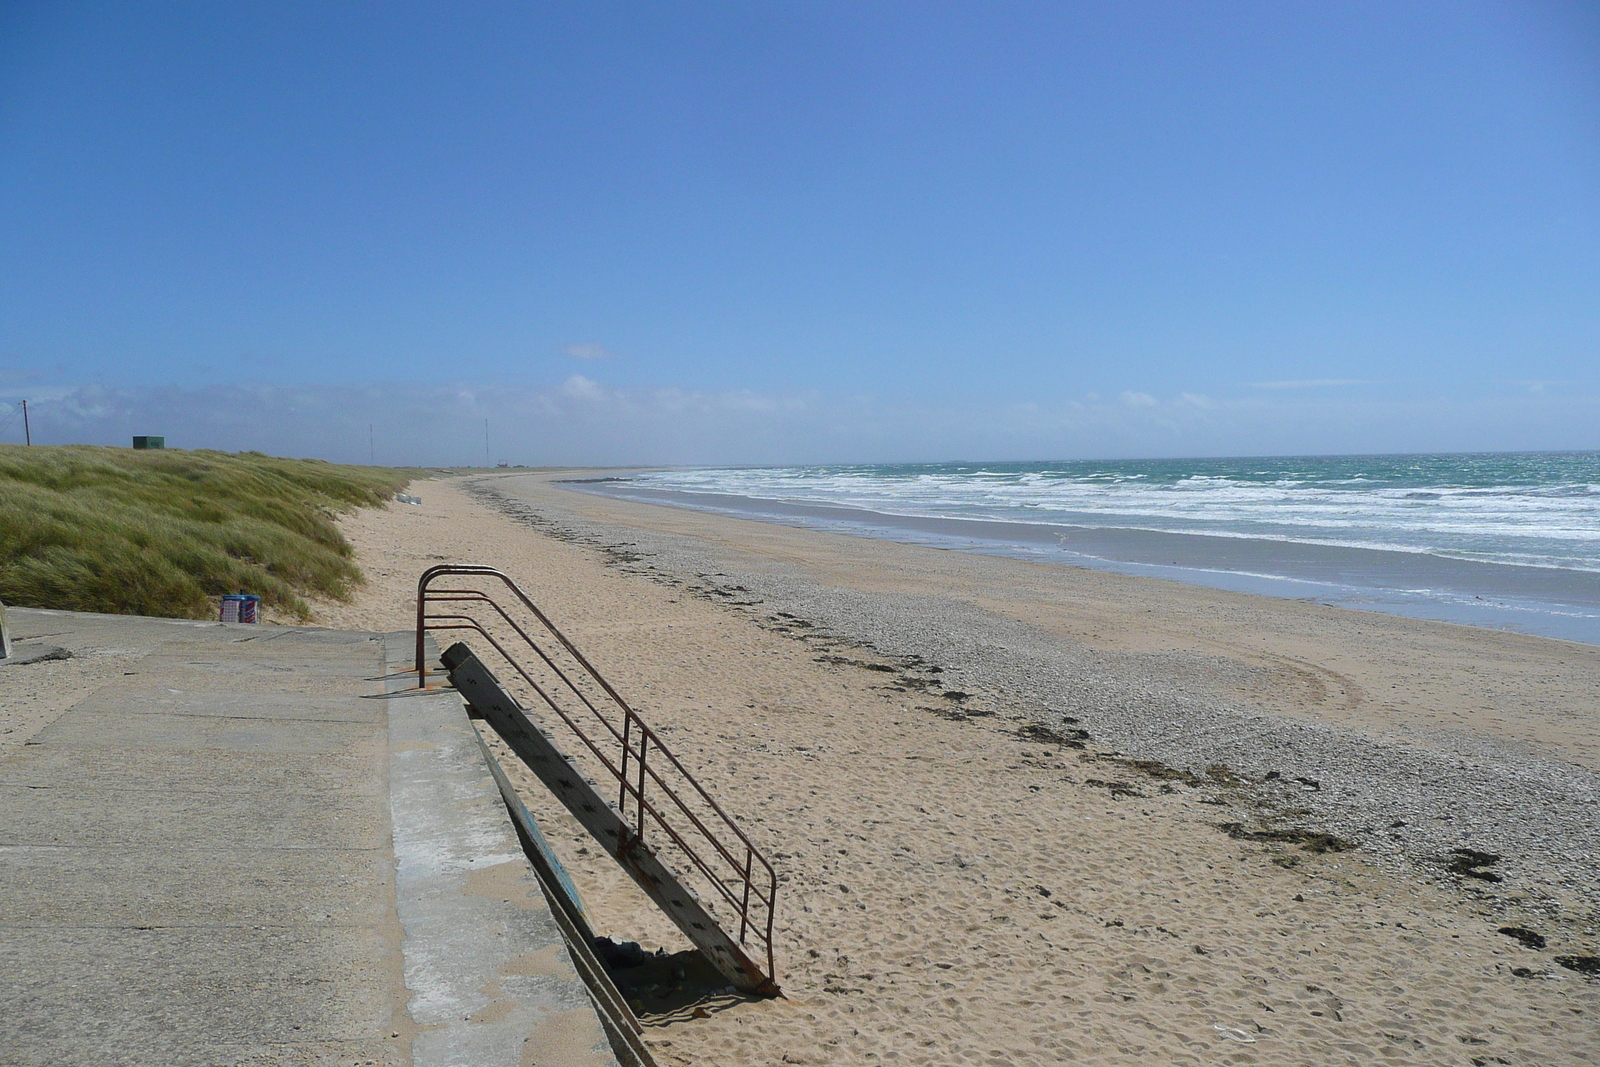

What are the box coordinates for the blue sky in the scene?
[2,1,1597,465]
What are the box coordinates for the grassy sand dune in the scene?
[0,445,410,620]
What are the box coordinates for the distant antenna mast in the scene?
[21,400,30,446]
[369,423,375,463]
[484,418,490,468]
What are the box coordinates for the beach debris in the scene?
[1262,769,1321,790]
[813,653,896,672]
[1217,823,1354,854]
[917,703,979,722]
[1084,777,1144,799]
[1205,763,1247,786]
[1496,926,1546,949]
[1555,955,1600,977]
[1444,848,1503,882]
[1212,1024,1257,1043]
[1104,756,1197,785]
[395,493,422,505]
[1017,721,1087,748]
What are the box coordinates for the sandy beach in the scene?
[305,471,1600,1065]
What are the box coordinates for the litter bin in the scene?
[220,594,261,624]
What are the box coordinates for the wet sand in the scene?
[575,481,1600,645]
[314,472,1600,1066]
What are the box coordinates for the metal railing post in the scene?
[415,573,429,689]
[618,713,633,814]
[635,732,649,846]
[739,846,754,942]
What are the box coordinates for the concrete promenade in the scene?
[0,608,617,1067]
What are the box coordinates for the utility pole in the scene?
[21,400,30,446]
[369,423,375,463]
[484,418,490,468]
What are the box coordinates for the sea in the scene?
[570,452,1600,646]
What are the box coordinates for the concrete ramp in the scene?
[0,609,621,1067]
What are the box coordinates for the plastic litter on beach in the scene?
[1213,1025,1257,1043]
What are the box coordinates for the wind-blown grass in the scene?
[0,445,411,621]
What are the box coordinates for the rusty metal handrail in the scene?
[415,564,778,983]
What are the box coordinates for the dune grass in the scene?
[0,445,412,621]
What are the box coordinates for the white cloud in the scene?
[5,378,1595,467]
[560,374,606,401]
[564,343,617,360]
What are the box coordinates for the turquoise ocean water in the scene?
[630,452,1600,573]
[577,452,1600,644]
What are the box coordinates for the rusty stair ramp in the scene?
[418,565,779,997]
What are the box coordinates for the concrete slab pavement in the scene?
[0,609,617,1067]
